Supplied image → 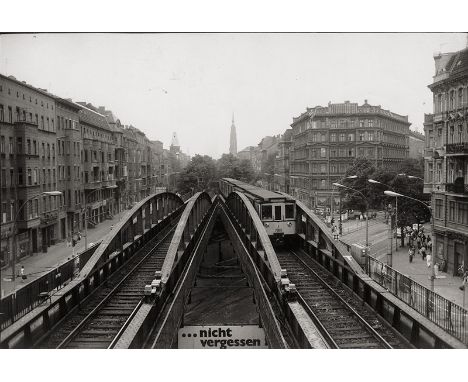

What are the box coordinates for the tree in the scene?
[341,157,428,246]
[217,154,255,182]
[177,155,217,194]
[340,158,376,213]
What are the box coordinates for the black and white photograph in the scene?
[0,1,467,380]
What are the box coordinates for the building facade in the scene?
[424,47,468,276]
[408,130,425,159]
[289,100,410,210]
[0,74,61,266]
[0,73,173,269]
[274,129,292,193]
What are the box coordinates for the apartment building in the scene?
[424,47,468,275]
[0,72,188,268]
[0,74,60,265]
[289,100,410,209]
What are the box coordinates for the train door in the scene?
[274,205,282,221]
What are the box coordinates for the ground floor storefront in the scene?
[433,228,468,276]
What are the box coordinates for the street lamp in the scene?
[370,179,398,266]
[384,190,435,291]
[333,182,369,251]
[11,190,62,285]
[333,175,357,235]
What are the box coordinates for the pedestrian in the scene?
[20,265,25,281]
[427,237,432,252]
[110,224,114,231]
[426,252,432,268]
[408,246,414,263]
[420,244,427,260]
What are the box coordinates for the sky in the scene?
[1,33,467,158]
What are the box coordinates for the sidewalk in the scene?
[1,214,122,297]
[376,241,467,308]
[339,219,467,308]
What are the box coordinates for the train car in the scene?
[220,178,296,242]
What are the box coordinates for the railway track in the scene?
[276,248,410,349]
[36,221,178,349]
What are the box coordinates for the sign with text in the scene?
[178,325,267,349]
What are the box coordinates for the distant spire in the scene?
[229,113,237,156]
[171,132,180,147]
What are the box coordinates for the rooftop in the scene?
[291,100,410,125]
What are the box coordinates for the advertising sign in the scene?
[178,325,267,349]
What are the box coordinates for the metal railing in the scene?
[366,256,468,344]
[0,242,101,330]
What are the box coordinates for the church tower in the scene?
[229,113,237,156]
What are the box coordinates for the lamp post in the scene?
[336,175,358,235]
[368,175,405,255]
[10,191,62,285]
[384,190,435,291]
[333,182,369,250]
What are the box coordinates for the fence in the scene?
[366,256,468,344]
[0,242,101,330]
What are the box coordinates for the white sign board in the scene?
[178,325,268,349]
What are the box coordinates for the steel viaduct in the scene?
[0,189,466,349]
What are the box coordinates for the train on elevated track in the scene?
[219,178,296,242]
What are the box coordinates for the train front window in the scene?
[261,205,272,220]
[285,204,295,219]
[274,206,282,221]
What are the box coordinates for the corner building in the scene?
[424,47,468,275]
[289,100,410,209]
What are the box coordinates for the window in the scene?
[0,104,3,121]
[41,116,44,129]
[321,134,326,142]
[435,199,443,219]
[285,204,294,219]
[320,164,326,173]
[261,205,272,220]
[27,139,31,155]
[33,168,38,184]
[8,107,12,123]
[458,202,468,225]
[330,133,336,142]
[449,201,456,222]
[368,132,374,141]
[0,136,4,153]
[339,133,345,142]
[320,148,326,158]
[18,168,23,185]
[17,137,22,154]
[359,132,364,141]
[348,133,354,141]
[27,168,32,185]
[1,169,5,186]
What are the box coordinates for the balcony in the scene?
[446,177,468,195]
[445,142,468,155]
[40,211,58,226]
[84,180,101,190]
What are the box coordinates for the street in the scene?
[1,214,122,297]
